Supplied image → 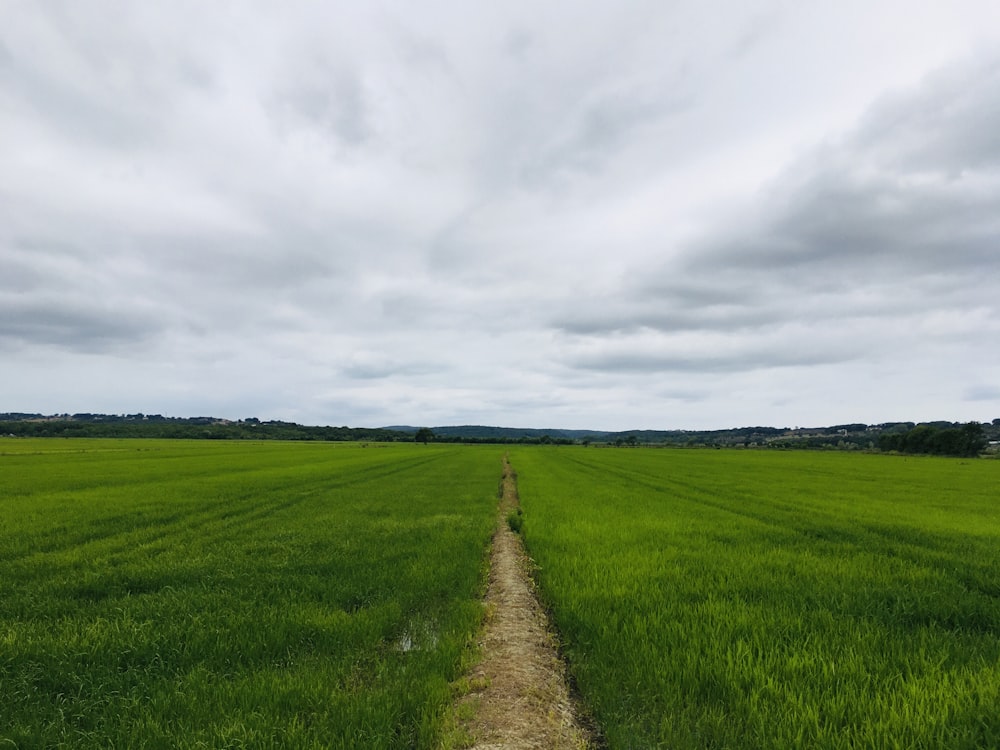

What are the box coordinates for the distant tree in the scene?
[959,422,987,456]
[904,424,936,454]
[879,421,985,457]
[414,427,435,444]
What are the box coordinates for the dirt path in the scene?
[445,456,592,749]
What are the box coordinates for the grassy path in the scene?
[445,456,591,749]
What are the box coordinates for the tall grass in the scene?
[512,448,1000,749]
[0,439,498,748]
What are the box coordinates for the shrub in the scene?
[506,509,523,534]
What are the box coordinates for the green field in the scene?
[4,440,999,749]
[0,439,497,748]
[511,448,1000,749]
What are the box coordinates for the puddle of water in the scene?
[395,620,440,652]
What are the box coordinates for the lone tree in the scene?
[414,427,435,444]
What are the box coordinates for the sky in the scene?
[2,1,1000,431]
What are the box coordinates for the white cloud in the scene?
[2,2,1000,429]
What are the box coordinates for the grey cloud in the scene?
[854,54,1000,173]
[152,232,343,289]
[447,13,702,194]
[3,3,999,430]
[0,299,158,352]
[549,52,1000,381]
[655,388,709,403]
[728,59,997,272]
[553,271,957,338]
[553,280,765,335]
[272,63,371,147]
[739,172,1000,276]
[1,59,160,150]
[964,385,1000,402]
[3,236,127,306]
[555,302,775,336]
[377,292,444,326]
[339,362,399,381]
[3,225,352,357]
[503,27,534,59]
[1,256,48,292]
[339,354,438,381]
[395,29,453,71]
[726,7,783,60]
[0,9,174,151]
[641,281,757,308]
[519,84,695,185]
[571,347,853,375]
[691,54,1000,277]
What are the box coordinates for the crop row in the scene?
[0,439,498,749]
[512,448,1000,749]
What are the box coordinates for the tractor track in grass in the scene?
[445,456,592,749]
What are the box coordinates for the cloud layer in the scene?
[3,2,1000,429]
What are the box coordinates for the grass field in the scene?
[5,439,999,748]
[0,439,498,748]
[511,447,1000,749]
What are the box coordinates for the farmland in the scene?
[4,439,1000,749]
[512,447,1000,749]
[0,439,497,748]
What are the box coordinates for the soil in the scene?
[448,456,592,749]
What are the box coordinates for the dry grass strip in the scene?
[443,456,592,749]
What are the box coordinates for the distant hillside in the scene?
[3,414,997,453]
[0,414,409,442]
[385,425,609,440]
[386,421,1000,451]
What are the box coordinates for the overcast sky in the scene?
[3,2,1000,430]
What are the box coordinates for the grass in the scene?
[7,439,1000,748]
[511,447,1000,749]
[506,508,523,534]
[0,439,498,749]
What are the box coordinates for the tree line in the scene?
[876,422,987,458]
[2,414,996,456]
[0,418,408,442]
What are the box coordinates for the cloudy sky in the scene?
[3,1,1000,430]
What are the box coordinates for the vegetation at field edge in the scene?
[512,447,1000,749]
[0,439,499,748]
